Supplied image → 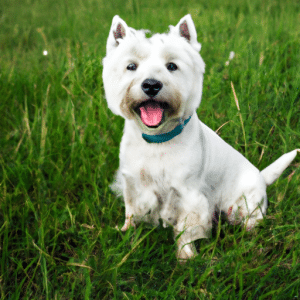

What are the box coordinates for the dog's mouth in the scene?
[134,100,170,128]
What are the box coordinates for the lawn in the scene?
[0,0,300,299]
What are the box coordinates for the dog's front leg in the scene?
[175,232,198,261]
[173,199,212,261]
[119,214,135,231]
[117,173,136,231]
[116,212,135,231]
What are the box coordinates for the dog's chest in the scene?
[127,147,181,187]
[121,138,200,201]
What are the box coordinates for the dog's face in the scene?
[102,15,205,134]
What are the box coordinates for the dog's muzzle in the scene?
[134,78,170,128]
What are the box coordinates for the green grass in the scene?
[1,0,300,298]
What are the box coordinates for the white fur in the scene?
[102,15,299,260]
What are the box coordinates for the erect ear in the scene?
[173,14,201,52]
[106,15,129,53]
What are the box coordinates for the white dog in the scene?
[102,14,299,260]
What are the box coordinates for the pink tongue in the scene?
[139,102,163,126]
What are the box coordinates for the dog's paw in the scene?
[116,214,135,231]
[176,243,197,262]
[244,216,264,231]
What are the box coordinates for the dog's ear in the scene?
[172,14,201,52]
[106,15,129,53]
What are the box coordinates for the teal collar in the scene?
[142,115,192,143]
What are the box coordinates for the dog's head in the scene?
[102,15,205,134]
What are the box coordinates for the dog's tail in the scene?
[260,149,299,186]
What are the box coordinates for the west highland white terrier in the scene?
[102,14,299,260]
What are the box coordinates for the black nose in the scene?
[141,79,163,97]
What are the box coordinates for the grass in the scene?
[0,0,300,298]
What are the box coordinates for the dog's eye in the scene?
[127,63,137,71]
[166,63,178,71]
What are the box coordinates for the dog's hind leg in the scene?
[227,149,300,231]
[226,194,267,231]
